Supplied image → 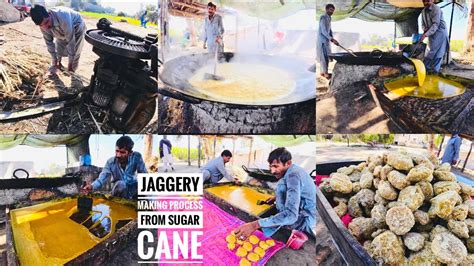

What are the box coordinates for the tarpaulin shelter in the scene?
[159,0,317,60]
[165,0,316,20]
[0,135,90,165]
[317,0,466,37]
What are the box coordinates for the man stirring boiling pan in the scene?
[203,2,224,53]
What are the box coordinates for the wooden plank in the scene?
[0,99,79,121]
[317,187,375,266]
[316,161,376,266]
[5,208,19,266]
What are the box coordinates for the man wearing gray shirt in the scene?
[317,4,339,79]
[203,2,224,53]
[420,0,449,73]
[201,150,241,184]
[30,5,86,73]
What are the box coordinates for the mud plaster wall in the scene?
[330,63,413,93]
[0,183,78,206]
[158,96,316,134]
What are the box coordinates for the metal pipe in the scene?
[198,137,201,168]
[188,135,191,166]
[213,136,217,158]
[393,20,397,49]
[159,0,169,62]
[462,141,472,172]
[437,135,445,157]
[447,0,455,64]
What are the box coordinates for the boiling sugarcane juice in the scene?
[384,75,466,99]
[189,63,296,104]
[385,57,465,99]
[10,197,136,265]
[205,185,273,216]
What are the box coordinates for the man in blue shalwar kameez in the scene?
[442,134,462,166]
[317,4,339,79]
[203,2,224,53]
[234,148,316,240]
[420,0,449,73]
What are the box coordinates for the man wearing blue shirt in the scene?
[442,133,462,166]
[201,150,241,184]
[235,148,316,240]
[83,136,147,199]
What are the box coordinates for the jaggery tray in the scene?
[204,183,277,221]
[5,194,137,266]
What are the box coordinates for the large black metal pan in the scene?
[329,51,410,65]
[241,165,278,182]
[158,52,315,106]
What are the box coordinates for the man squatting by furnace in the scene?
[30,5,86,73]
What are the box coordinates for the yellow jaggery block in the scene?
[228,243,236,251]
[243,241,253,252]
[249,235,259,245]
[266,239,276,247]
[239,258,252,266]
[408,58,426,87]
[189,63,296,105]
[384,75,465,99]
[10,197,136,266]
[236,247,248,257]
[254,246,265,257]
[226,234,236,243]
[205,185,273,216]
[259,241,270,250]
[247,252,260,262]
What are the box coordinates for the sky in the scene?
[331,3,470,40]
[100,0,157,15]
[0,135,315,177]
[44,0,157,15]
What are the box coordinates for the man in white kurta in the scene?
[317,4,339,79]
[159,137,174,172]
[203,2,224,53]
